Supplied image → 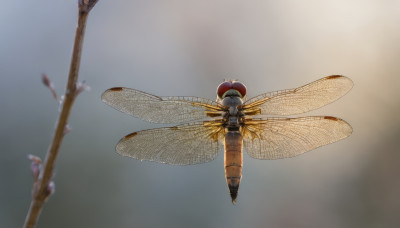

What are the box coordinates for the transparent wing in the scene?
[242,76,353,116]
[116,121,225,165]
[242,116,352,159]
[102,87,224,124]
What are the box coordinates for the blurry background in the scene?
[1,0,400,227]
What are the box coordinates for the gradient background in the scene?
[1,0,400,227]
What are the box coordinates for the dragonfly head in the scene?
[217,80,247,101]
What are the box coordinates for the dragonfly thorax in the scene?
[221,96,243,107]
[221,96,244,130]
[221,96,243,114]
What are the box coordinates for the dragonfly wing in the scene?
[243,116,352,159]
[242,76,353,116]
[116,121,225,165]
[102,87,223,124]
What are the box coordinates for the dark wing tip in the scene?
[124,132,138,139]
[323,116,353,136]
[109,87,124,91]
[101,87,125,102]
[324,116,339,121]
[326,75,354,86]
[325,75,354,97]
[326,75,343,79]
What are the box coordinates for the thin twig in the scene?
[24,1,98,227]
[42,74,59,103]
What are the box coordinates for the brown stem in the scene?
[23,10,90,228]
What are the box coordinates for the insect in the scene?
[101,75,353,203]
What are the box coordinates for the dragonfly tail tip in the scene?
[229,184,239,204]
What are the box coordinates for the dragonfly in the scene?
[101,75,353,203]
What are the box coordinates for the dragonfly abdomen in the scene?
[224,131,243,204]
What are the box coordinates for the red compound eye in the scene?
[232,81,247,97]
[217,81,232,98]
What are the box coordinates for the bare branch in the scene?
[24,2,98,227]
